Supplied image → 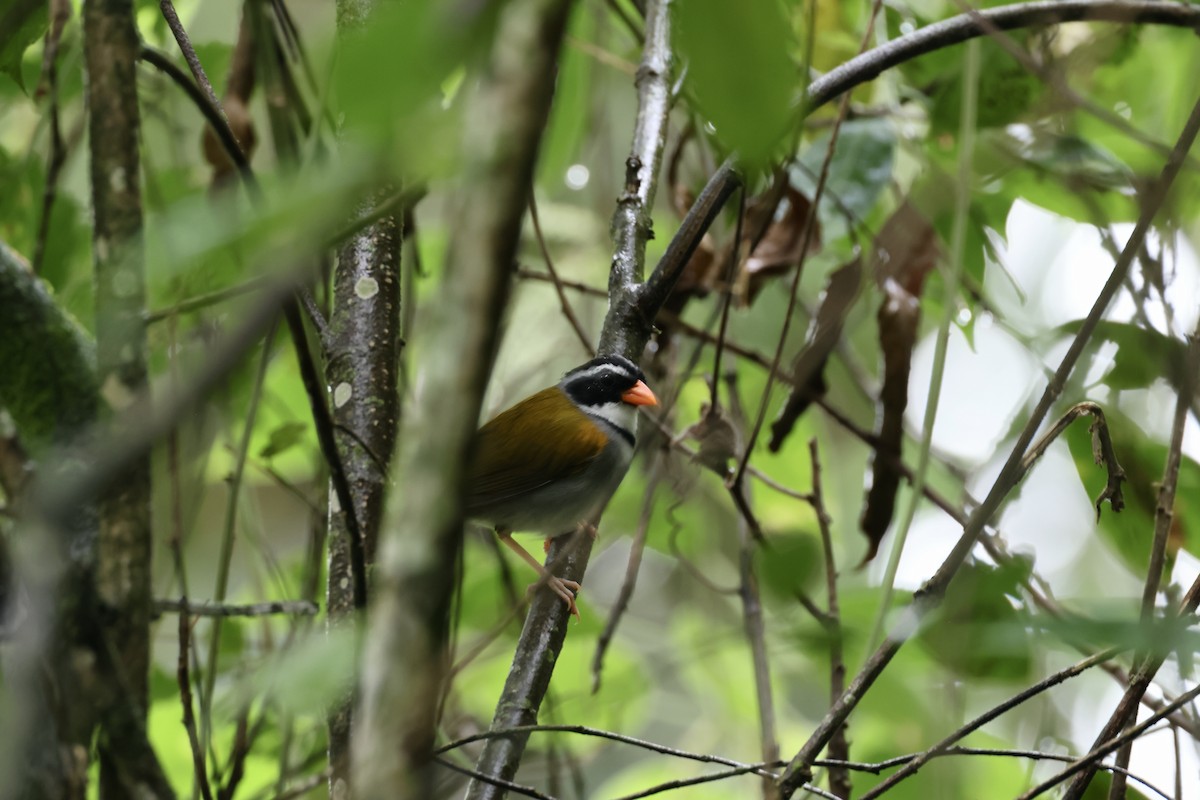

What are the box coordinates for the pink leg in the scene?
[498,529,580,619]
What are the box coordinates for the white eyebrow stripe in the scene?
[566,365,633,382]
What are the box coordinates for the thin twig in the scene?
[296,285,330,346]
[145,276,274,322]
[139,46,255,187]
[858,648,1123,799]
[435,756,556,800]
[803,1,1200,113]
[528,194,593,355]
[518,268,607,297]
[199,317,276,760]
[1017,682,1200,799]
[268,770,329,800]
[725,371,778,800]
[869,30,977,653]
[217,708,251,800]
[592,467,661,693]
[440,724,775,778]
[809,439,850,799]
[32,0,70,276]
[613,766,836,800]
[158,0,223,112]
[177,607,214,800]
[709,188,746,410]
[1017,402,1126,516]
[154,599,319,618]
[832,747,1173,800]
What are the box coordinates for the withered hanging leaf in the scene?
[674,404,739,477]
[203,96,258,187]
[202,16,259,189]
[872,200,938,295]
[663,175,820,307]
[768,257,863,452]
[735,186,822,305]
[860,201,939,564]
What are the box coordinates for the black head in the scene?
[559,354,646,409]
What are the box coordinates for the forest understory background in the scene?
[2,0,1200,799]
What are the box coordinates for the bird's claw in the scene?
[528,576,581,620]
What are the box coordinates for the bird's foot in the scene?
[529,575,581,620]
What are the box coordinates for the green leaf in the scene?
[333,0,494,163]
[258,421,309,460]
[976,131,1136,223]
[225,626,358,716]
[1079,771,1153,800]
[0,0,46,91]
[755,531,821,601]
[678,0,798,168]
[1060,320,1187,391]
[792,118,896,239]
[919,561,1033,681]
[929,39,1041,133]
[1039,612,1200,658]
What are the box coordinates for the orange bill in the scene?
[621,380,658,407]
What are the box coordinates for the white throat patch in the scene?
[586,400,637,444]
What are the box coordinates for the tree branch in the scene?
[84,0,158,789]
[467,2,676,795]
[153,599,319,618]
[353,0,575,796]
[805,0,1200,113]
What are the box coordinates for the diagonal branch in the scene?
[468,2,679,796]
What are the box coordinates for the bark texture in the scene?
[325,197,403,796]
[83,0,155,793]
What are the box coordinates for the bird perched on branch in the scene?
[467,354,658,618]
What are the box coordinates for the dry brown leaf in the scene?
[860,201,940,565]
[768,257,863,452]
[675,404,739,477]
[735,186,822,305]
[870,199,938,296]
[664,181,821,306]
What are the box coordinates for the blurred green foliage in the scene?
[3,0,1200,796]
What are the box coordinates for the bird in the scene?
[467,354,658,618]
